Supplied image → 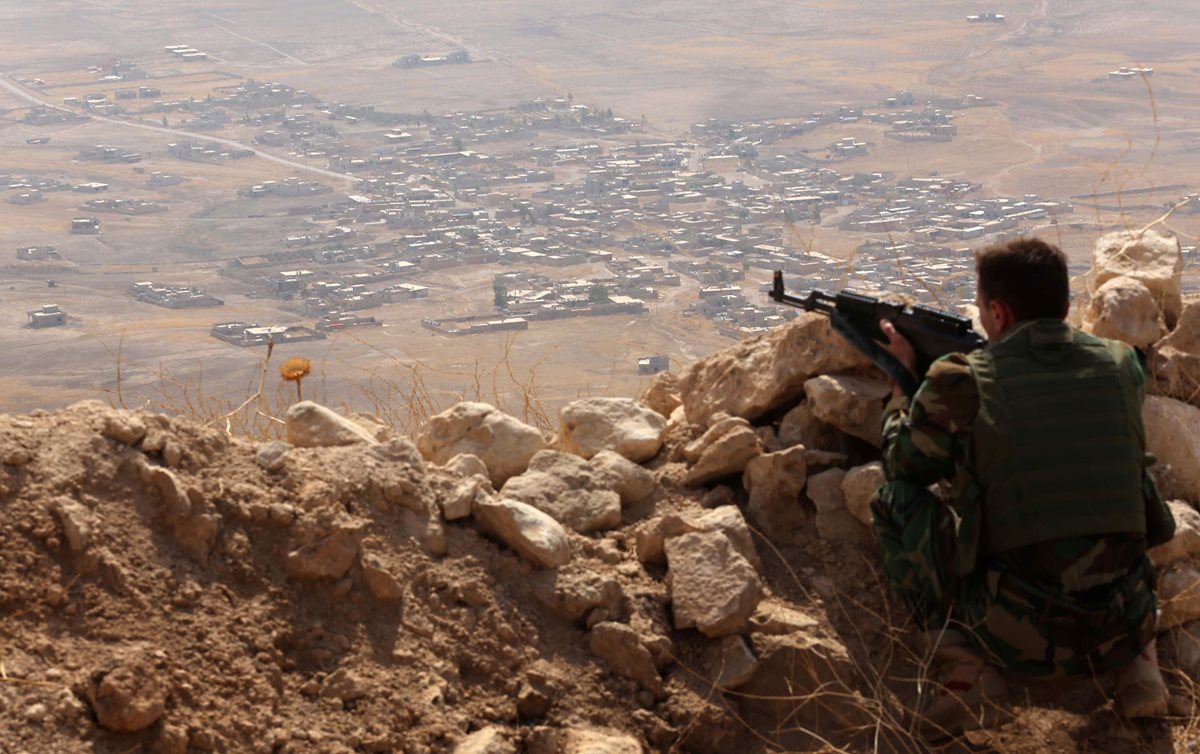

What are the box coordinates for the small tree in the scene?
[588,284,609,304]
[493,282,508,309]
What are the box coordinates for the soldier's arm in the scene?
[881,353,979,486]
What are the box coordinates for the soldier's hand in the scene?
[879,319,918,396]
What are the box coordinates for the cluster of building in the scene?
[81,198,167,215]
[129,282,224,308]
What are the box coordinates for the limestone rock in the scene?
[743,446,808,537]
[1152,298,1200,407]
[443,453,492,482]
[640,371,681,418]
[740,632,865,737]
[683,416,748,463]
[101,412,146,446]
[255,441,290,472]
[138,461,191,523]
[474,497,571,568]
[558,397,667,462]
[370,437,428,472]
[841,462,884,526]
[1082,276,1168,349]
[88,661,167,733]
[705,635,758,690]
[803,374,890,447]
[637,506,762,572]
[1149,501,1200,568]
[1144,396,1200,503]
[1159,566,1200,630]
[417,402,546,487]
[665,530,762,637]
[361,553,404,601]
[685,425,761,486]
[561,728,643,754]
[50,497,94,552]
[348,412,394,443]
[501,450,622,533]
[442,476,489,521]
[320,668,368,703]
[285,519,365,580]
[285,401,379,448]
[749,601,822,635]
[1089,228,1183,327]
[590,450,657,505]
[777,401,841,452]
[533,568,624,623]
[453,726,515,754]
[806,468,847,513]
[589,622,664,696]
[678,312,870,425]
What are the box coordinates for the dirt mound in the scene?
[1,310,1199,753]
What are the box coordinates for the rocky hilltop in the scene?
[3,229,1200,754]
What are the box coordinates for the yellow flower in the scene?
[279,357,311,382]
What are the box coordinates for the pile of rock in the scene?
[1079,229,1200,504]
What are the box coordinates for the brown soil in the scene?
[0,398,1194,754]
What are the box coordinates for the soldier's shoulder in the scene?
[925,352,977,387]
[913,353,980,430]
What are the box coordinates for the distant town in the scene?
[9,50,1198,348]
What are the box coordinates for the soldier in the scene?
[873,237,1176,738]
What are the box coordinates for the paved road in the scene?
[0,72,360,186]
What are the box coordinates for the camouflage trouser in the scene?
[871,480,1158,678]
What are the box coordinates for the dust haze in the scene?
[0,0,1197,422]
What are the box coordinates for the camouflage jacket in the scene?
[881,352,1146,592]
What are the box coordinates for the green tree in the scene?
[493,282,508,309]
[588,284,609,304]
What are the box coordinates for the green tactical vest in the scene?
[964,319,1147,555]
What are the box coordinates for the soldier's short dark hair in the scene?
[975,237,1070,321]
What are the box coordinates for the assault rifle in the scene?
[769,270,986,397]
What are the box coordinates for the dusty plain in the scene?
[0,0,1198,423]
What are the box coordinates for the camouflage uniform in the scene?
[873,351,1158,678]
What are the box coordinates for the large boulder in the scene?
[285,401,379,447]
[803,374,890,447]
[500,450,622,533]
[637,506,763,572]
[1144,396,1200,503]
[684,419,762,486]
[742,446,808,537]
[776,400,842,452]
[417,402,546,487]
[639,371,682,419]
[1082,276,1168,349]
[557,397,667,462]
[678,312,870,425]
[1088,228,1182,328]
[473,497,571,568]
[665,530,762,637]
[589,450,657,505]
[1152,297,1200,407]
